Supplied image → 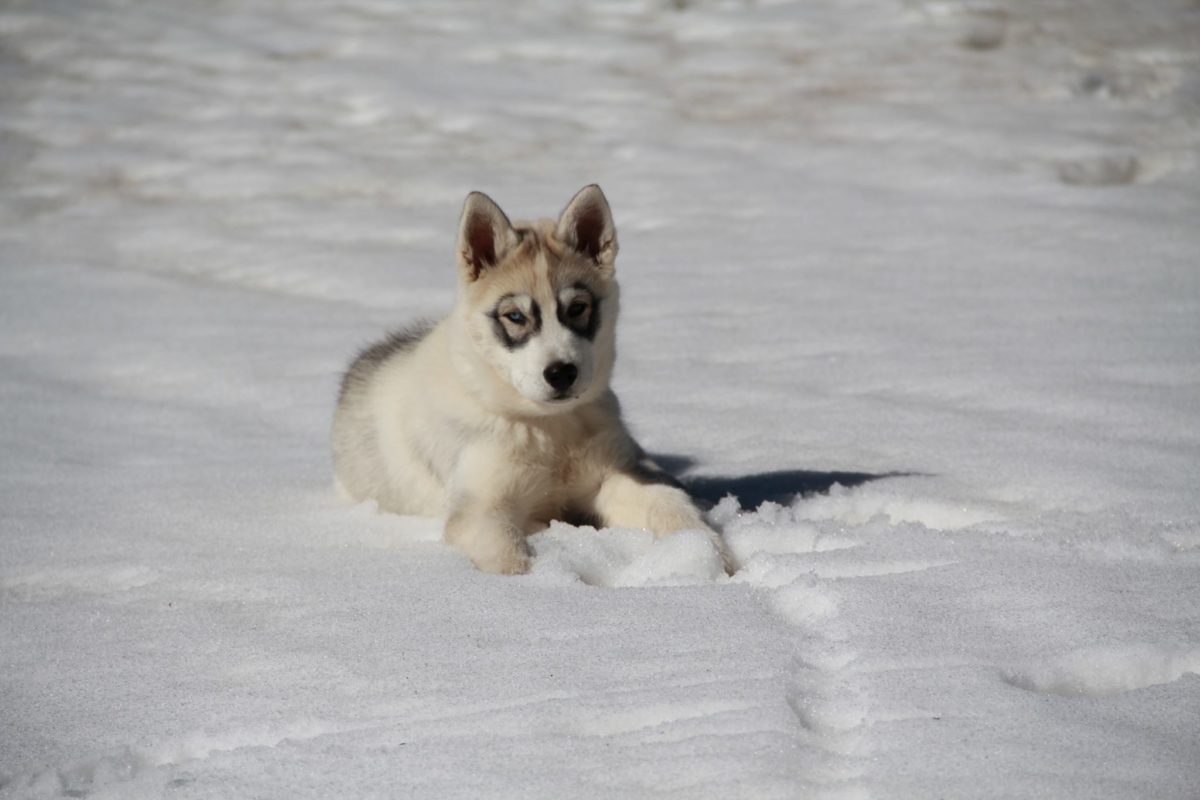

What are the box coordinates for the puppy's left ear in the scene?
[556,184,618,271]
[457,191,520,281]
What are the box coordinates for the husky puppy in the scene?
[332,185,729,575]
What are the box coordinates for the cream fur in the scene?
[332,186,730,574]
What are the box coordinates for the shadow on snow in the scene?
[650,454,914,510]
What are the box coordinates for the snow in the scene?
[1005,644,1200,698]
[1,0,1198,798]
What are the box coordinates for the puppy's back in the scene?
[332,321,434,506]
[337,322,434,403]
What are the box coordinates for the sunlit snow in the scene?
[2,1,1198,798]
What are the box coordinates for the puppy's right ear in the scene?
[555,184,617,271]
[457,191,519,281]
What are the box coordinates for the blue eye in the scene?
[504,310,527,325]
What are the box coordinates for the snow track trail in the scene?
[3,0,1199,797]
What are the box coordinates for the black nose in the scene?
[543,362,578,393]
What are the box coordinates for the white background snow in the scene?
[2,0,1198,797]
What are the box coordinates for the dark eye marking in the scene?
[557,284,600,341]
[489,295,541,351]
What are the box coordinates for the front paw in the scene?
[646,497,736,575]
[467,532,532,575]
[445,507,533,575]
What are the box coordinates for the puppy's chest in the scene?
[500,421,604,496]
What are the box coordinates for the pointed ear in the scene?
[457,191,519,281]
[555,184,618,270]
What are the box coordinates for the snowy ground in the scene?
[2,0,1199,797]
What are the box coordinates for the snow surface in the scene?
[2,0,1199,797]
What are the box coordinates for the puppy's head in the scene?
[453,185,620,415]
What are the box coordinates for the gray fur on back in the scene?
[338,321,433,402]
[332,321,435,509]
